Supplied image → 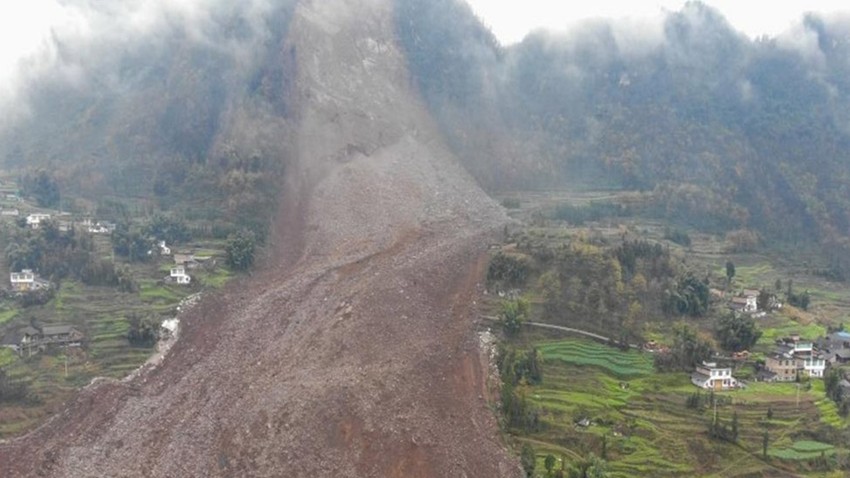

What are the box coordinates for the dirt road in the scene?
[0,0,518,476]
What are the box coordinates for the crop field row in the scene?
[536,339,654,378]
[768,440,835,461]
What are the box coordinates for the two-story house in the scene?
[764,354,798,382]
[730,290,759,314]
[691,361,738,390]
[9,269,49,292]
[169,266,191,285]
[764,338,826,381]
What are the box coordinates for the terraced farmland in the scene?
[537,339,653,378]
[0,239,232,439]
[518,338,849,477]
[769,440,835,461]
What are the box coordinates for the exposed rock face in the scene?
[0,0,517,476]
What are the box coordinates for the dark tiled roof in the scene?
[40,325,77,336]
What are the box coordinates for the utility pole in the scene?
[796,383,800,410]
[711,394,717,435]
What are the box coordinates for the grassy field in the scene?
[516,338,848,477]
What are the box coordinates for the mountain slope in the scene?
[398,0,850,268]
[1,1,298,235]
[0,0,516,476]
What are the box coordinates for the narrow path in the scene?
[480,315,640,349]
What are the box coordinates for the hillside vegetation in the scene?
[397,0,850,274]
[1,1,298,239]
[489,195,850,476]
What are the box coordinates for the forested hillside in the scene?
[1,1,297,238]
[397,0,850,272]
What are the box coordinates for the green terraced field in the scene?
[514,338,848,477]
[537,339,654,378]
[769,441,835,460]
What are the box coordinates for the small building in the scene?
[801,356,827,378]
[10,269,36,291]
[817,331,850,364]
[1,208,19,217]
[756,369,778,382]
[174,253,199,269]
[730,295,757,314]
[26,213,51,229]
[82,218,113,234]
[825,349,850,365]
[691,361,738,390]
[765,339,826,380]
[764,354,797,382]
[158,241,172,256]
[39,325,84,346]
[2,324,83,356]
[169,266,191,285]
[9,269,49,292]
[788,341,814,355]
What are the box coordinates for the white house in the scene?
[9,269,49,292]
[730,296,757,313]
[26,213,51,228]
[83,219,110,234]
[158,241,172,256]
[691,361,738,390]
[1,208,19,217]
[169,266,191,285]
[801,356,827,378]
[10,270,35,291]
[791,341,814,355]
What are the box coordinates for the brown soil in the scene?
[0,0,518,476]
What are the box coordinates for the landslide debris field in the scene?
[0,0,517,476]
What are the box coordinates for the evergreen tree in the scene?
[225,229,256,271]
[763,430,769,458]
[520,443,536,478]
[544,454,557,477]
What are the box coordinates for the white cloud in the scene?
[465,0,850,45]
[776,21,827,68]
[0,0,278,123]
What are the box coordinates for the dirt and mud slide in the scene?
[0,0,519,477]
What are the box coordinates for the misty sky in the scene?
[2,0,850,112]
[465,0,850,44]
